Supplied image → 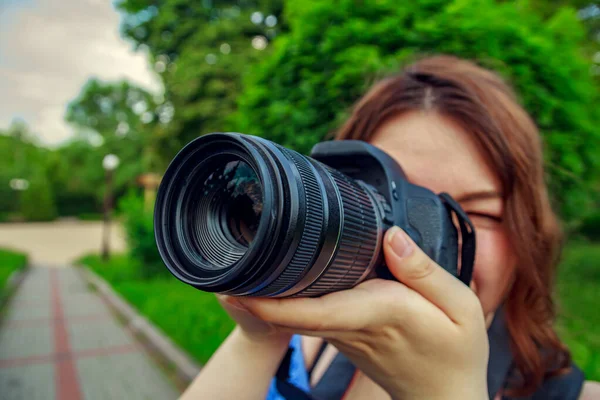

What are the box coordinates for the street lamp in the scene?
[9,178,30,191]
[9,179,29,222]
[101,154,120,261]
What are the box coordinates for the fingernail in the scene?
[387,226,414,258]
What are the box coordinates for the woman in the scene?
[180,55,599,399]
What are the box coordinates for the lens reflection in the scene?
[202,160,262,247]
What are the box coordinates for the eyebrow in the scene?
[455,190,502,203]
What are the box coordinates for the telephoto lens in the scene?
[154,132,475,298]
[154,132,389,298]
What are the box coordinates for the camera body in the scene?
[310,140,461,281]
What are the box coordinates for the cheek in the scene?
[471,228,516,316]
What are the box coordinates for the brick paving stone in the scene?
[77,352,179,400]
[62,293,108,318]
[68,318,133,353]
[2,303,52,323]
[0,265,180,399]
[0,325,53,361]
[8,270,51,306]
[0,363,55,400]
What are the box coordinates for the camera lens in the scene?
[181,157,263,271]
[219,161,262,246]
[154,133,385,297]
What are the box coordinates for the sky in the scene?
[0,0,162,147]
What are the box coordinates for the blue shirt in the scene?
[266,335,311,400]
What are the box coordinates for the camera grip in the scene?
[405,197,459,277]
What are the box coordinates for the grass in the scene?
[77,254,234,364]
[0,248,28,293]
[555,242,600,381]
[78,242,600,379]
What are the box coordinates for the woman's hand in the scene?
[235,226,490,400]
[216,292,292,344]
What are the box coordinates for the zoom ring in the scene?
[297,166,380,297]
[252,148,324,296]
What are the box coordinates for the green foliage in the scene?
[0,121,54,220]
[117,0,285,166]
[237,0,600,222]
[0,248,27,293]
[528,1,599,54]
[0,169,18,217]
[66,78,162,189]
[66,78,159,143]
[118,192,165,278]
[45,139,104,217]
[78,253,141,282]
[556,242,600,380]
[77,213,104,221]
[579,211,600,241]
[80,252,234,364]
[1,121,102,220]
[19,173,58,222]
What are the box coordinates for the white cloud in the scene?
[0,0,162,146]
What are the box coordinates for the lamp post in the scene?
[9,179,29,221]
[101,154,119,261]
[137,173,162,211]
[9,178,30,192]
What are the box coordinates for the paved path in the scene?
[0,221,126,266]
[0,266,180,400]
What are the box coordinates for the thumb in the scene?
[383,226,475,323]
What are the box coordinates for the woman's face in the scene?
[370,111,516,324]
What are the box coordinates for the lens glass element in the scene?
[183,158,263,271]
[203,160,263,246]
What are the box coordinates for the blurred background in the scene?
[0,0,599,398]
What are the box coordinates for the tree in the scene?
[116,0,285,165]
[66,78,162,169]
[45,139,105,216]
[65,78,164,205]
[527,1,599,45]
[236,0,600,223]
[0,121,57,221]
[19,172,58,222]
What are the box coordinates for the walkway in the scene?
[0,266,180,399]
[0,221,126,266]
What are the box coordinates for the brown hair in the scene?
[335,55,570,396]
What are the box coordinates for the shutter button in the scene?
[391,181,399,201]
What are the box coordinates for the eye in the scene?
[467,212,503,224]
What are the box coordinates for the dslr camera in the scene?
[154,133,475,297]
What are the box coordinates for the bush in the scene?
[579,211,600,241]
[56,193,100,217]
[19,174,57,222]
[78,253,141,283]
[236,0,600,223]
[119,192,166,279]
[77,213,104,221]
[556,242,600,381]
[0,248,27,293]
[0,172,18,217]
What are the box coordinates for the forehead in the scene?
[369,111,500,198]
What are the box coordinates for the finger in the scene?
[215,294,281,338]
[235,279,410,332]
[384,226,482,325]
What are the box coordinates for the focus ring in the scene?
[297,166,379,297]
[252,148,324,296]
